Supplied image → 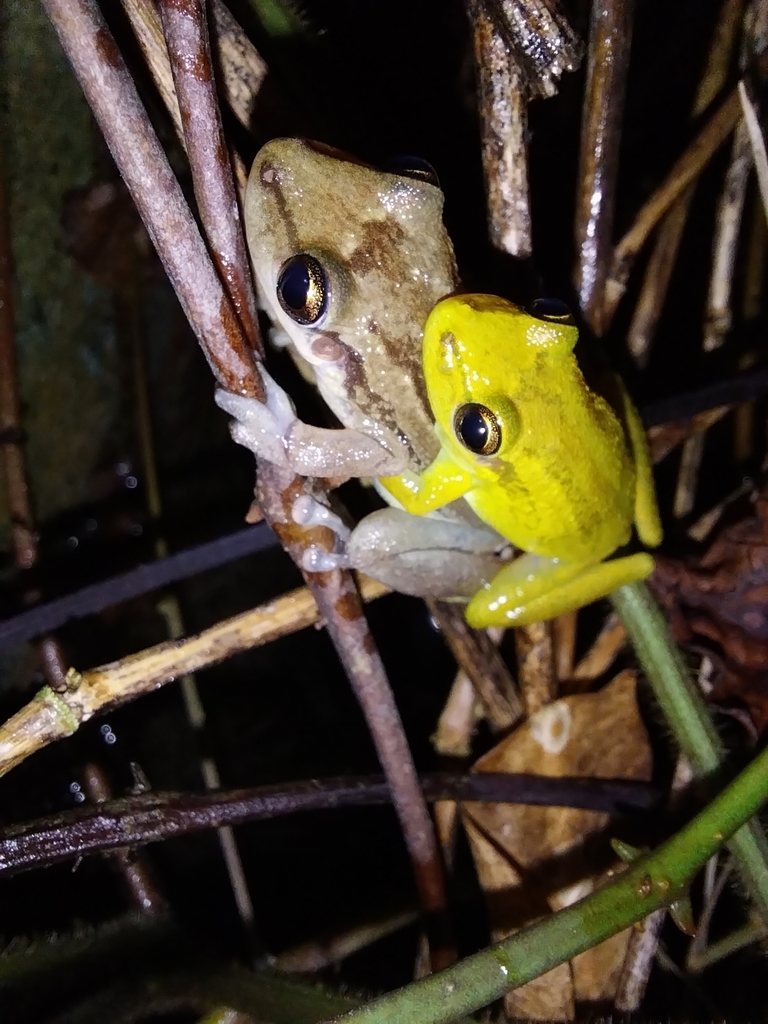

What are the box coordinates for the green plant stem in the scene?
[332,739,768,1023]
[611,581,768,922]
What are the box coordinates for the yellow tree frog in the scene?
[215,139,511,596]
[382,294,663,627]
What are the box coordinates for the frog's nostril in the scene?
[276,254,328,325]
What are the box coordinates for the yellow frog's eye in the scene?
[276,254,328,325]
[385,156,440,188]
[454,403,502,456]
[528,297,574,325]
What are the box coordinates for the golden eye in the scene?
[454,403,501,456]
[528,297,574,325]
[276,254,328,325]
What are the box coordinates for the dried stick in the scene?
[122,0,183,138]
[605,89,741,328]
[470,1,532,257]
[158,0,260,351]
[570,614,626,688]
[42,0,259,396]
[469,0,582,258]
[553,611,577,681]
[672,432,706,519]
[704,118,752,350]
[739,78,768,219]
[487,0,583,99]
[574,0,634,334]
[41,0,451,967]
[627,0,744,364]
[0,772,660,877]
[429,601,522,730]
[647,406,730,463]
[0,575,389,779]
[81,762,168,916]
[614,907,666,1010]
[515,620,556,716]
[162,0,451,962]
[121,0,248,196]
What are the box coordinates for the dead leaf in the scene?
[651,490,768,730]
[462,670,652,1020]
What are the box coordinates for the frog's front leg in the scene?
[466,551,656,628]
[345,508,511,599]
[215,369,409,481]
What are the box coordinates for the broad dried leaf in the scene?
[462,670,652,1020]
[652,491,768,730]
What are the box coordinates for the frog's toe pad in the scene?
[215,385,295,465]
[292,494,351,543]
[301,545,348,573]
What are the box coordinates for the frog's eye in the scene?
[385,156,440,188]
[528,297,574,325]
[276,254,328,325]
[454,403,501,456]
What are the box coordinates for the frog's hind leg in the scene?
[617,379,663,548]
[347,508,511,599]
[466,552,655,628]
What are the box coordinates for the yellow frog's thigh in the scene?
[618,380,663,548]
[466,552,655,628]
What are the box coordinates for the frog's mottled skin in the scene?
[383,294,663,626]
[246,138,455,474]
[216,140,509,596]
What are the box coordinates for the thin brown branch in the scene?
[553,611,577,681]
[739,78,768,218]
[570,613,626,688]
[428,601,522,731]
[574,0,634,334]
[209,0,270,132]
[627,0,744,365]
[81,762,168,916]
[122,0,269,137]
[158,0,261,353]
[470,1,532,257]
[0,575,390,778]
[0,773,661,877]
[469,0,581,255]
[44,0,453,967]
[647,406,730,464]
[122,0,183,139]
[154,0,449,962]
[515,621,556,716]
[672,432,706,518]
[432,671,481,758]
[42,0,261,397]
[614,908,666,1011]
[705,117,751,350]
[485,0,583,99]
[605,89,741,328]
